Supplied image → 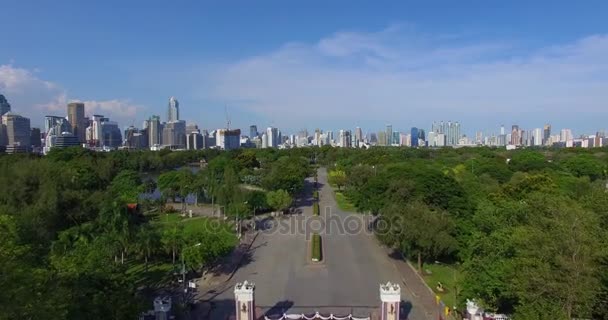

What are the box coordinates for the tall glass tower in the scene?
[167,97,179,122]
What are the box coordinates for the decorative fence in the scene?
[264,313,370,320]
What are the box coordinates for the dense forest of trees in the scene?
[1,145,607,319]
[0,147,311,319]
[320,146,608,319]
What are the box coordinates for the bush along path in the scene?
[311,233,322,262]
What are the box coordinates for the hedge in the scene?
[313,202,319,216]
[313,190,319,200]
[311,233,322,262]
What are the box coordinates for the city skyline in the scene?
[1,2,608,134]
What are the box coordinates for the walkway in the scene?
[193,168,439,319]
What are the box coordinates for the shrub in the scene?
[313,190,319,200]
[311,233,322,262]
[313,202,320,216]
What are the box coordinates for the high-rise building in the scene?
[217,129,241,150]
[543,124,551,145]
[30,128,41,149]
[377,131,387,146]
[339,130,352,148]
[432,121,461,146]
[354,127,363,145]
[67,102,86,143]
[261,132,268,148]
[163,120,186,149]
[186,123,199,134]
[511,125,520,145]
[1,112,31,152]
[411,127,419,147]
[560,129,573,142]
[249,125,258,138]
[266,127,279,148]
[533,128,543,146]
[167,97,179,122]
[124,127,148,149]
[54,132,80,148]
[186,130,203,150]
[44,115,70,136]
[148,115,162,147]
[386,124,393,145]
[0,94,11,116]
[101,120,123,148]
[90,114,104,147]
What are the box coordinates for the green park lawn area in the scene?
[335,192,356,212]
[152,213,231,234]
[422,263,460,309]
[126,260,175,289]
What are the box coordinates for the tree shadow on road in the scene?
[206,244,257,279]
[264,300,295,318]
[401,300,413,319]
[387,248,405,261]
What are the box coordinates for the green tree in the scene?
[509,151,547,172]
[133,224,160,271]
[328,169,347,190]
[266,189,292,214]
[161,222,184,264]
[109,170,143,203]
[561,154,606,180]
[510,195,604,320]
[378,202,458,273]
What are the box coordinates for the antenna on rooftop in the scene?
[225,105,231,130]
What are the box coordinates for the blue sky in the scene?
[1,0,608,136]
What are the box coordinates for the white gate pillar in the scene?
[235,281,255,320]
[380,282,401,320]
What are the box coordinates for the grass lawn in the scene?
[422,263,460,309]
[126,260,175,289]
[335,192,357,212]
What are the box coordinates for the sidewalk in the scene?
[381,245,440,320]
[190,230,260,319]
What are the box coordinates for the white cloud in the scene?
[204,27,608,133]
[0,64,144,127]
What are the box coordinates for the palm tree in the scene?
[161,222,184,264]
[134,225,160,272]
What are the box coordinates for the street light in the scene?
[181,242,202,293]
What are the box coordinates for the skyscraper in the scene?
[266,127,279,148]
[0,95,11,116]
[167,97,179,122]
[386,124,393,145]
[511,125,520,145]
[355,127,363,145]
[163,120,186,149]
[67,102,86,143]
[543,124,551,145]
[339,130,352,148]
[148,115,162,147]
[90,114,104,147]
[217,129,241,150]
[249,125,258,138]
[1,112,31,152]
[533,128,543,146]
[411,127,419,147]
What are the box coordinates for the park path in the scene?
[192,168,439,320]
[317,168,438,320]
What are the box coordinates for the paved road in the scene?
[198,168,435,319]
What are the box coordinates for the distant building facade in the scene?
[67,102,86,143]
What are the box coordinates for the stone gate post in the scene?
[380,282,401,320]
[234,281,255,320]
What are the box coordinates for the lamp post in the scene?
[181,242,202,294]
